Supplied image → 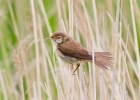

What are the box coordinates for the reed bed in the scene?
[0,0,140,100]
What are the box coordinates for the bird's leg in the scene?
[72,63,80,75]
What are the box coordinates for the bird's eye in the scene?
[57,36,61,39]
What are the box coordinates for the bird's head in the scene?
[48,32,68,45]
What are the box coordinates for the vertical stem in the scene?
[122,52,137,100]
[56,0,62,28]
[30,0,41,99]
[68,0,73,37]
[111,68,116,100]
[33,82,38,100]
[92,38,96,100]
[100,70,104,100]
[122,52,126,100]
[111,0,120,99]
[76,19,82,100]
[100,13,106,100]
[92,0,100,46]
[81,0,93,38]
[76,18,88,100]
[39,16,53,100]
[20,74,25,100]
[38,0,52,36]
[129,0,140,93]
[61,19,66,33]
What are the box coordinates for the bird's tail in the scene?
[92,52,114,70]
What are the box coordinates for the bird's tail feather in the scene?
[92,52,114,70]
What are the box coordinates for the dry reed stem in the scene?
[120,34,139,77]
[30,0,41,99]
[122,52,126,100]
[76,19,83,100]
[81,0,93,40]
[111,0,120,100]
[76,18,88,100]
[33,82,37,100]
[61,19,67,33]
[100,12,106,100]
[68,0,73,37]
[62,3,68,31]
[107,4,138,99]
[107,11,139,78]
[129,0,140,93]
[38,0,53,36]
[92,38,96,100]
[83,72,89,100]
[40,24,53,100]
[92,0,100,47]
[122,52,137,100]
[56,0,62,29]
[132,0,140,24]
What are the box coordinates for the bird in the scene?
[47,31,114,74]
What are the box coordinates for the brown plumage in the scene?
[49,31,114,74]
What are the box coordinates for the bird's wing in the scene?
[57,39,92,60]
